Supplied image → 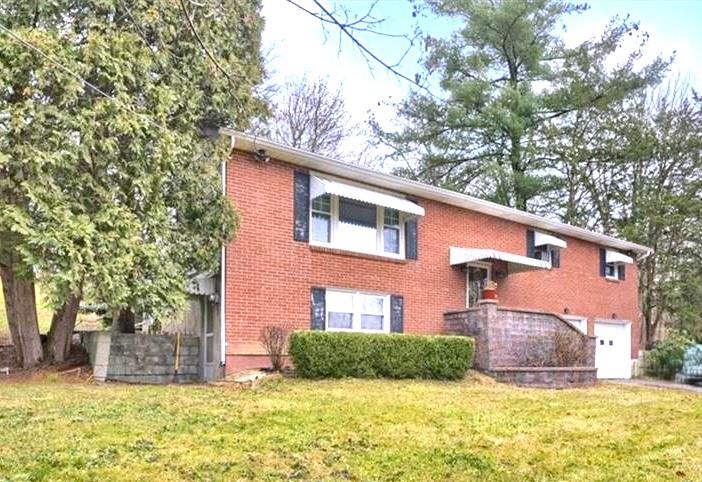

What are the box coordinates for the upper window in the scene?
[338,198,377,252]
[310,194,405,258]
[311,194,331,243]
[534,245,559,265]
[605,262,623,280]
[326,289,389,333]
[383,208,401,254]
[602,249,631,281]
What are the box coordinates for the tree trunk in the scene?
[46,292,81,363]
[0,264,42,368]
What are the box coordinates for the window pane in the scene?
[361,314,383,331]
[327,290,354,312]
[338,220,377,252]
[328,312,353,329]
[312,194,331,213]
[383,227,399,253]
[606,263,616,276]
[311,213,330,242]
[361,295,384,315]
[384,208,399,226]
[205,335,214,363]
[205,312,213,333]
[339,198,376,227]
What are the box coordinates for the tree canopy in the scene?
[375,0,669,211]
[0,0,265,365]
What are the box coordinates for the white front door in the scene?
[595,321,632,379]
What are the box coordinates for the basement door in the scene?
[595,321,632,379]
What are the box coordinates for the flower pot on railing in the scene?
[482,281,498,300]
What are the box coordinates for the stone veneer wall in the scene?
[82,332,200,384]
[491,367,597,388]
[444,301,597,387]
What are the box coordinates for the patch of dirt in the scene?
[464,369,499,385]
[0,343,92,384]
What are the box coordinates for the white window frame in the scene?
[563,315,588,335]
[310,194,406,259]
[535,244,558,265]
[605,262,623,281]
[325,289,391,333]
[465,261,492,308]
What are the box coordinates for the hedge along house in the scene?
[216,130,650,380]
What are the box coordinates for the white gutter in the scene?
[219,137,233,368]
[220,128,651,255]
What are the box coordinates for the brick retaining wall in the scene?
[490,367,597,388]
[444,301,597,387]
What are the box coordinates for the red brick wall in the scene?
[224,151,640,371]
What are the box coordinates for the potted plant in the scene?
[482,280,498,300]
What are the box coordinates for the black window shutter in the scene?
[390,295,404,333]
[405,218,418,260]
[310,287,326,330]
[293,170,310,242]
[599,248,607,277]
[551,247,560,268]
[526,229,535,258]
[618,264,626,281]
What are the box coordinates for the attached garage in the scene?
[595,320,632,379]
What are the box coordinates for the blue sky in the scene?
[262,0,702,158]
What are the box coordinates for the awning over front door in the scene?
[449,247,551,273]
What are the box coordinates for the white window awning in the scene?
[450,247,551,273]
[606,250,633,264]
[310,174,425,217]
[534,231,567,249]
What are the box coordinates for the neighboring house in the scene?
[201,130,648,380]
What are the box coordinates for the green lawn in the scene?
[0,377,700,481]
[0,280,54,342]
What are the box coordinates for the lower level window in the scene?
[326,289,390,332]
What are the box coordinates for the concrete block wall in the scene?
[82,332,200,384]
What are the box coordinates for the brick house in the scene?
[202,130,649,380]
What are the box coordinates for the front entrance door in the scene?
[595,321,631,379]
[466,263,491,307]
[202,299,216,380]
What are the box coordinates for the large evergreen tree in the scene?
[376,0,668,211]
[0,1,265,366]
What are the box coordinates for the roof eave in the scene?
[221,128,652,255]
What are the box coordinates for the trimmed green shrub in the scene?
[288,331,474,380]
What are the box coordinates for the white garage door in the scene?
[595,321,632,379]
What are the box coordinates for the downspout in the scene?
[636,247,654,262]
[219,134,235,369]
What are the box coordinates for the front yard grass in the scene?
[0,377,700,481]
